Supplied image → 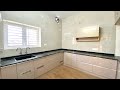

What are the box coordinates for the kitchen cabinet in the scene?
[64,52,117,79]
[76,54,93,72]
[17,61,34,79]
[64,52,76,68]
[45,53,64,72]
[0,70,1,79]
[1,64,17,79]
[76,54,94,64]
[117,61,120,79]
[92,65,116,79]
[34,52,64,78]
[77,62,93,72]
[91,57,117,70]
[115,11,120,24]
[34,57,48,78]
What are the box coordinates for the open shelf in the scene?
[76,36,100,42]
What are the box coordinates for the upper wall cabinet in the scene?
[76,26,100,42]
[115,11,120,25]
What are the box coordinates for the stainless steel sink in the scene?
[15,54,36,61]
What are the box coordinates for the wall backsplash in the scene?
[0,11,62,58]
[62,11,116,54]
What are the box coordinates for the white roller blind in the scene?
[7,25,23,46]
[26,28,39,46]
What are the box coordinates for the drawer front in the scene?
[0,72,1,79]
[117,71,120,79]
[93,65,116,79]
[17,61,34,79]
[118,62,120,71]
[57,53,64,62]
[1,64,17,79]
[64,53,72,66]
[45,61,59,72]
[76,54,94,65]
[34,58,47,78]
[64,52,76,67]
[77,62,93,72]
[34,65,46,78]
[92,57,117,70]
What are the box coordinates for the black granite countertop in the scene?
[63,49,117,60]
[0,49,118,67]
[0,49,64,67]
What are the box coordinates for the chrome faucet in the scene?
[25,47,30,54]
[16,48,22,55]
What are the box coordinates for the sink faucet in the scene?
[16,48,22,55]
[25,47,30,54]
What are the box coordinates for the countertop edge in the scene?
[0,49,118,67]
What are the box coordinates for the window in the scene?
[4,20,41,49]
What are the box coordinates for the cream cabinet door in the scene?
[93,65,116,79]
[76,54,94,65]
[64,52,76,67]
[77,61,93,73]
[56,53,64,62]
[17,61,34,79]
[91,57,117,70]
[117,71,120,79]
[117,62,120,79]
[45,55,59,72]
[34,58,47,78]
[0,70,1,79]
[1,64,17,79]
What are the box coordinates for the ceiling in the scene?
[40,11,81,19]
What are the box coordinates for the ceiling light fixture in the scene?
[55,16,60,24]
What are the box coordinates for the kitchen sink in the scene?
[15,54,36,61]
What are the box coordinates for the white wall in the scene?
[62,11,115,54]
[115,25,120,56]
[0,11,62,58]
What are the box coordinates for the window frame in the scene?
[3,20,41,50]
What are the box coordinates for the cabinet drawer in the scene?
[45,61,59,72]
[93,65,116,79]
[1,64,17,79]
[34,58,47,78]
[76,54,94,64]
[77,62,92,72]
[64,52,76,67]
[34,64,46,78]
[117,62,120,72]
[117,71,120,79]
[0,71,1,79]
[92,57,117,70]
[17,61,34,79]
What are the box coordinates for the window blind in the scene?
[7,25,23,46]
[26,28,39,46]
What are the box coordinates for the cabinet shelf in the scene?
[76,36,100,42]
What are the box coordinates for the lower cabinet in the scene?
[0,70,1,79]
[92,65,116,79]
[64,52,76,68]
[64,52,117,79]
[1,64,17,79]
[17,61,34,79]
[117,71,120,79]
[117,61,120,79]
[0,52,64,79]
[34,57,48,78]
[77,62,93,73]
